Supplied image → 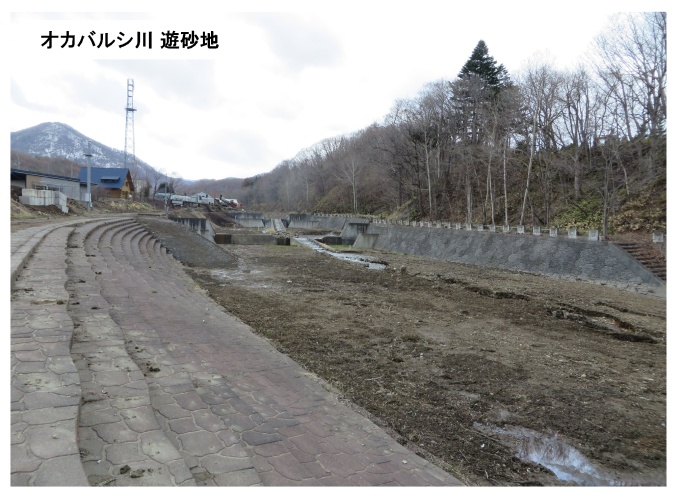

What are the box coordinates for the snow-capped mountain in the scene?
[10,122,155,179]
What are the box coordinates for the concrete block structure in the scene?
[19,189,69,213]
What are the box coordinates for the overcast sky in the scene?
[6,0,672,181]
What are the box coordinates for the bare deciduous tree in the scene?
[558,66,596,198]
[593,12,666,174]
[517,57,563,226]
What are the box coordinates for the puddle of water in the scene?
[295,237,386,270]
[474,422,662,486]
[210,268,271,289]
[329,251,387,270]
[212,268,262,280]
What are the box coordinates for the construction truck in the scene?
[170,192,215,207]
[217,195,242,208]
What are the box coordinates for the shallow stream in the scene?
[294,237,386,270]
[474,422,664,486]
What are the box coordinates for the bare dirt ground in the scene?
[176,225,666,487]
[12,207,667,486]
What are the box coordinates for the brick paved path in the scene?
[10,216,463,486]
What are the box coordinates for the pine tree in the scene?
[458,40,511,94]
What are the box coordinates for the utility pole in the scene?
[84,141,92,211]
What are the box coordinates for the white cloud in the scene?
[8,0,666,181]
[243,13,344,73]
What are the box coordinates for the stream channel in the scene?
[294,236,386,270]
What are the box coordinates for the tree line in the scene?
[241,12,666,238]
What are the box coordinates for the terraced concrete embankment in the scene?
[11,223,90,486]
[10,215,462,487]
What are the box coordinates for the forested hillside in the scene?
[240,13,666,238]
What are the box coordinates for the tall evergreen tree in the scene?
[458,40,511,93]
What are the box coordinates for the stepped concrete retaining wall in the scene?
[363,224,664,293]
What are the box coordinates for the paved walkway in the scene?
[10,216,463,486]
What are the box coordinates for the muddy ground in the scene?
[130,217,667,487]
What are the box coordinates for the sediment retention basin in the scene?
[363,224,664,294]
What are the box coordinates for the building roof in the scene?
[77,167,133,190]
[11,168,80,183]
